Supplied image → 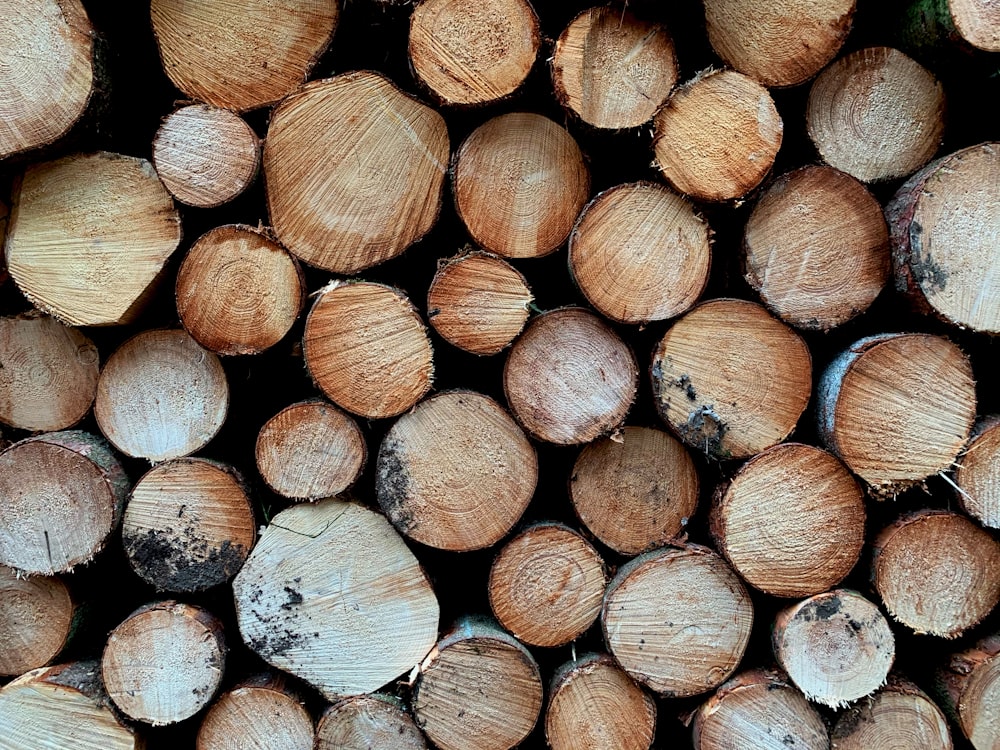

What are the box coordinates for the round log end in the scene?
[831,675,952,750]
[197,680,314,750]
[317,695,427,750]
[0,571,75,676]
[955,416,1000,528]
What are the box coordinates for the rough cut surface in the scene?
[0,571,75,677]
[937,632,1000,749]
[955,416,1000,528]
[831,675,952,750]
[197,679,315,750]
[316,695,427,750]
[951,0,1000,50]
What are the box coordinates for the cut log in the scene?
[5,152,181,326]
[255,399,366,501]
[0,662,143,749]
[602,544,754,698]
[123,458,256,593]
[743,165,890,330]
[937,631,1000,749]
[816,333,976,495]
[233,498,439,699]
[504,307,637,445]
[570,426,699,555]
[653,69,782,203]
[426,251,533,356]
[413,617,543,750]
[950,0,1000,50]
[568,181,711,324]
[900,0,1000,55]
[408,0,540,106]
[651,298,812,460]
[710,443,866,598]
[150,0,338,111]
[0,0,96,159]
[487,522,605,647]
[545,653,657,750]
[94,329,229,461]
[807,47,945,183]
[376,390,536,551]
[703,0,854,87]
[265,72,449,273]
[303,282,433,419]
[831,674,952,750]
[955,415,1000,528]
[0,313,100,432]
[197,674,314,750]
[0,571,75,676]
[153,104,260,208]
[872,510,1000,639]
[885,142,1000,334]
[316,694,427,750]
[690,668,829,750]
[453,112,590,259]
[551,7,678,129]
[176,224,304,356]
[102,601,226,726]
[0,430,128,575]
[773,589,895,708]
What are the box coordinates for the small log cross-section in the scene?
[265,72,449,273]
[0,571,76,677]
[102,601,226,726]
[197,674,315,750]
[504,307,638,445]
[937,631,1000,749]
[303,282,434,419]
[376,390,537,551]
[602,544,754,698]
[651,298,812,460]
[316,695,427,750]
[408,0,540,106]
[233,499,440,699]
[95,329,230,461]
[545,653,657,750]
[773,589,895,708]
[955,415,1000,528]
[413,618,544,750]
[551,7,678,129]
[569,181,711,325]
[743,165,890,330]
[872,510,1000,639]
[831,674,952,750]
[453,112,590,259]
[949,0,1000,50]
[5,152,182,327]
[690,668,829,750]
[488,523,606,647]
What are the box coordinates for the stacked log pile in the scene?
[0,0,998,749]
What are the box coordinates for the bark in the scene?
[936,631,1000,749]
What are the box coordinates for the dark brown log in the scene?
[197,674,314,750]
[0,571,76,676]
[955,415,1000,528]
[936,631,1000,749]
[316,694,427,750]
[831,674,952,750]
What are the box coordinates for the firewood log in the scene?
[197,674,314,750]
[902,0,1000,53]
[0,570,76,676]
[936,631,1000,749]
[831,674,952,750]
[955,415,1000,528]
[316,694,426,750]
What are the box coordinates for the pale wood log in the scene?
[551,7,678,129]
[703,0,854,86]
[807,47,945,183]
[303,281,433,419]
[376,390,536,550]
[690,667,829,750]
[872,509,1000,638]
[568,181,711,324]
[408,0,540,106]
[885,142,1000,334]
[831,674,952,750]
[602,544,754,698]
[255,399,366,501]
[955,415,1000,528]
[197,673,314,750]
[743,166,890,330]
[5,152,181,326]
[0,312,99,432]
[426,251,532,356]
[950,0,1000,49]
[102,600,226,726]
[0,570,75,676]
[504,307,637,444]
[413,617,543,750]
[453,112,590,259]
[710,443,865,597]
[545,653,656,750]
[95,329,229,461]
[265,72,449,273]
[488,522,605,647]
[936,631,1000,749]
[233,498,439,699]
[816,333,976,495]
[570,426,699,555]
[651,298,812,460]
[150,0,338,112]
[773,589,895,708]
[316,694,426,750]
[0,430,128,574]
[653,69,782,202]
[176,224,304,356]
